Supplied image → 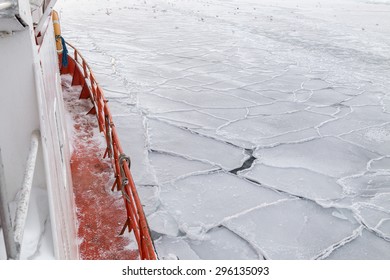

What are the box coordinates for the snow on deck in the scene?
[61,75,139,260]
[57,0,390,259]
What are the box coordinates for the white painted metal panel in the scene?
[35,19,78,259]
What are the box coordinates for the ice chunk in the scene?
[154,236,200,260]
[114,113,157,185]
[150,86,255,109]
[341,123,390,155]
[305,88,350,105]
[122,67,168,86]
[369,157,390,171]
[342,92,383,106]
[148,119,247,170]
[152,110,226,130]
[218,111,329,145]
[333,106,352,118]
[364,193,390,213]
[136,185,160,216]
[138,92,196,114]
[255,75,306,92]
[333,87,363,97]
[199,108,248,122]
[356,205,390,238]
[149,152,217,183]
[255,137,377,177]
[164,77,209,88]
[233,72,275,85]
[377,219,390,236]
[383,97,390,113]
[186,73,224,85]
[248,89,295,101]
[224,199,358,259]
[107,99,136,115]
[240,163,344,201]
[227,88,274,105]
[197,81,244,91]
[303,79,331,91]
[189,226,260,260]
[193,128,255,149]
[248,101,308,116]
[327,229,390,260]
[338,173,390,197]
[294,89,312,102]
[160,172,287,232]
[148,210,180,237]
[255,128,319,147]
[319,107,390,136]
[306,106,339,116]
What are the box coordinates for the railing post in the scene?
[13,131,40,251]
[0,148,19,260]
[82,61,87,78]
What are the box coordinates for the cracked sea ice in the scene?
[55,0,390,259]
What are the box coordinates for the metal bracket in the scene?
[119,153,131,186]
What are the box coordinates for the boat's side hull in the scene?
[35,18,78,259]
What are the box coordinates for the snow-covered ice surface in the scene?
[57,0,390,259]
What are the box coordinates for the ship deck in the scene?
[61,75,139,260]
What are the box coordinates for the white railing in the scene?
[0,130,41,259]
[13,130,40,248]
[0,147,18,259]
[34,0,57,36]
